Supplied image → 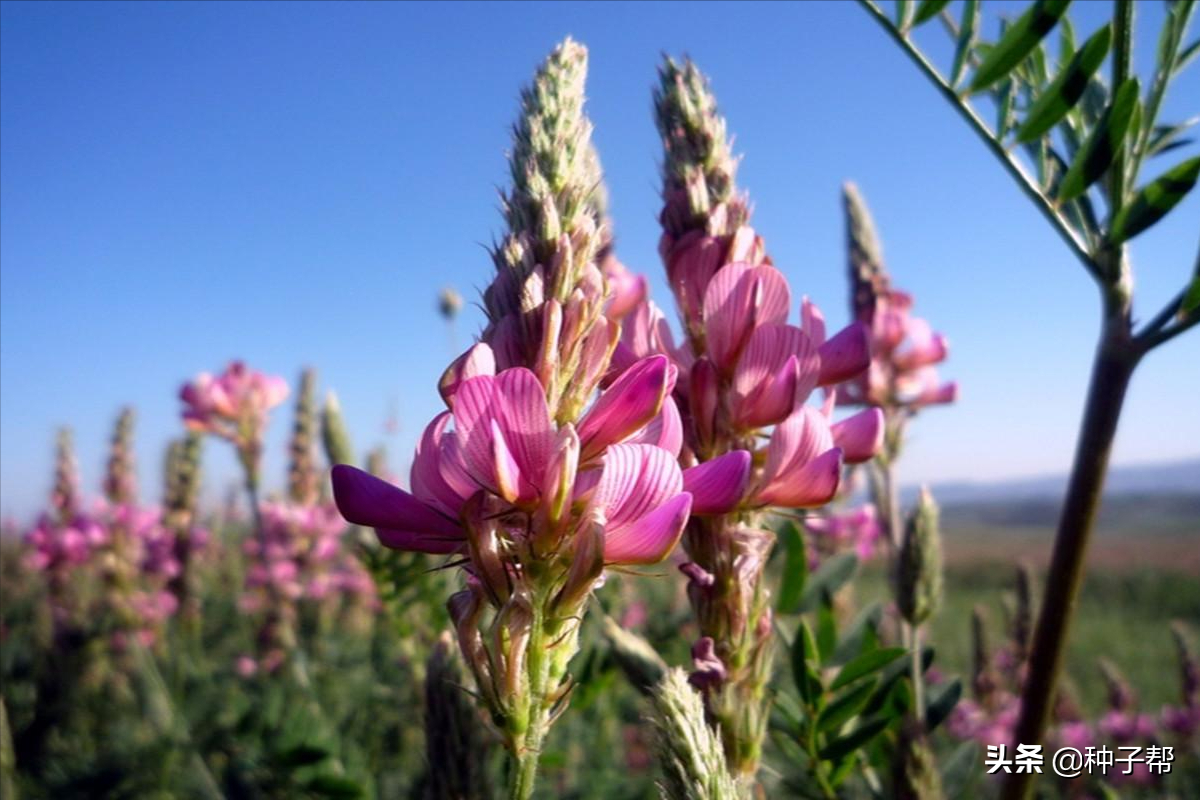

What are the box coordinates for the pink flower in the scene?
[333,358,718,568]
[842,290,956,411]
[806,504,884,562]
[179,361,289,453]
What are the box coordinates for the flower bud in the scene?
[650,668,739,800]
[552,512,605,616]
[896,487,942,626]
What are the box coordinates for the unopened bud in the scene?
[896,487,942,626]
[320,391,355,467]
[650,668,739,800]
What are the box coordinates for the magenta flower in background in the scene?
[804,503,884,564]
[180,361,288,486]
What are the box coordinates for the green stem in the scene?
[509,597,552,800]
[1001,325,1139,800]
[855,0,1097,278]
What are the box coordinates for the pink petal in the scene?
[410,412,469,516]
[440,343,496,405]
[603,492,692,565]
[578,355,672,461]
[494,368,555,483]
[817,322,871,386]
[331,465,463,544]
[624,394,684,458]
[490,419,528,504]
[831,408,885,464]
[702,263,790,371]
[589,443,685,530]
[801,297,827,347]
[683,451,751,515]
[732,324,820,428]
[761,406,835,492]
[756,448,844,508]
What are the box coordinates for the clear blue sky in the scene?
[2,1,1197,520]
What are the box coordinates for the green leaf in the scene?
[951,0,980,87]
[831,602,883,665]
[925,677,963,731]
[816,600,838,664]
[798,552,858,613]
[912,0,951,27]
[1017,24,1112,143]
[776,521,808,614]
[305,774,364,798]
[818,678,879,733]
[831,647,907,691]
[996,77,1016,139]
[1178,38,1200,75]
[1058,77,1140,202]
[1109,157,1200,243]
[1180,275,1200,318]
[970,0,1072,93]
[819,717,891,762]
[1147,116,1199,157]
[943,741,982,798]
[1058,14,1077,66]
[791,620,822,705]
[275,743,329,768]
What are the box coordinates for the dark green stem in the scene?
[1001,323,1139,800]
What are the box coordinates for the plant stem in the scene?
[509,596,551,800]
[1001,326,1139,800]
[855,0,1097,278]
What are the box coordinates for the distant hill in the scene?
[904,457,1200,505]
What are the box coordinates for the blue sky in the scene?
[2,1,1197,520]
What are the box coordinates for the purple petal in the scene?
[755,448,843,508]
[578,355,671,461]
[831,408,884,464]
[331,465,463,548]
[604,492,692,565]
[375,526,464,555]
[817,322,871,386]
[683,451,751,515]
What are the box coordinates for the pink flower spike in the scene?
[683,451,751,514]
[331,465,464,552]
[831,408,885,464]
[817,322,871,387]
[578,355,673,461]
[756,447,843,508]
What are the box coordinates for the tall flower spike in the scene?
[287,368,320,506]
[423,632,492,800]
[636,56,874,781]
[843,182,889,324]
[650,669,740,800]
[320,391,355,469]
[103,407,138,506]
[51,427,80,522]
[332,41,696,800]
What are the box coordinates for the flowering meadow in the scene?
[2,2,1199,799]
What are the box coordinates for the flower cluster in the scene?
[180,360,289,483]
[331,44,722,787]
[595,56,882,776]
[804,503,884,565]
[839,183,956,419]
